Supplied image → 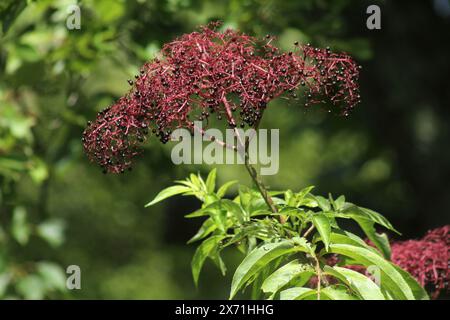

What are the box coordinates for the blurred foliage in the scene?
[0,0,448,299]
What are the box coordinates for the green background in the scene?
[0,0,449,299]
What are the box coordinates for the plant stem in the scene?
[221,96,284,223]
[303,224,315,238]
[314,256,322,300]
[243,160,279,215]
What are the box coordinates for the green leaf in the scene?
[328,230,382,256]
[321,285,358,300]
[261,259,314,294]
[217,180,238,198]
[36,219,65,248]
[312,214,331,251]
[0,0,27,35]
[203,194,219,206]
[328,193,336,211]
[11,206,30,245]
[295,186,315,200]
[329,243,416,300]
[230,237,311,299]
[205,168,217,194]
[341,204,399,234]
[355,217,392,259]
[279,287,315,300]
[210,208,228,233]
[211,251,227,277]
[29,158,48,185]
[36,262,66,291]
[145,185,191,207]
[185,206,213,219]
[334,195,346,211]
[284,190,295,206]
[324,266,385,300]
[391,264,429,300]
[187,218,217,244]
[190,173,206,192]
[314,196,330,211]
[191,235,225,287]
[188,199,244,232]
[238,185,252,213]
[16,275,45,300]
[298,195,319,208]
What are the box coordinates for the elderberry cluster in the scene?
[83,22,361,173]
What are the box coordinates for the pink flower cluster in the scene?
[83,22,361,173]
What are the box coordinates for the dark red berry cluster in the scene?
[324,225,449,299]
[391,225,449,298]
[83,22,361,173]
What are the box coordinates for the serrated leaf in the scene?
[186,199,245,226]
[321,285,358,300]
[329,243,416,300]
[391,264,429,300]
[341,204,399,234]
[295,186,315,199]
[334,195,346,211]
[284,190,295,206]
[279,287,315,300]
[230,237,311,299]
[217,180,238,198]
[312,214,331,251]
[220,199,246,222]
[261,259,314,294]
[238,185,252,213]
[191,173,207,192]
[328,230,382,256]
[211,251,227,277]
[187,218,217,244]
[191,235,225,286]
[314,196,330,211]
[145,185,191,207]
[324,266,385,300]
[355,217,392,259]
[205,168,216,193]
[298,195,319,208]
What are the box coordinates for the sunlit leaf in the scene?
[329,243,416,300]
[312,214,331,251]
[324,265,385,300]
[279,287,315,300]
[205,168,217,194]
[230,237,312,299]
[321,285,358,300]
[191,235,225,287]
[187,218,217,244]
[145,185,191,207]
[261,259,314,295]
[217,180,238,198]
